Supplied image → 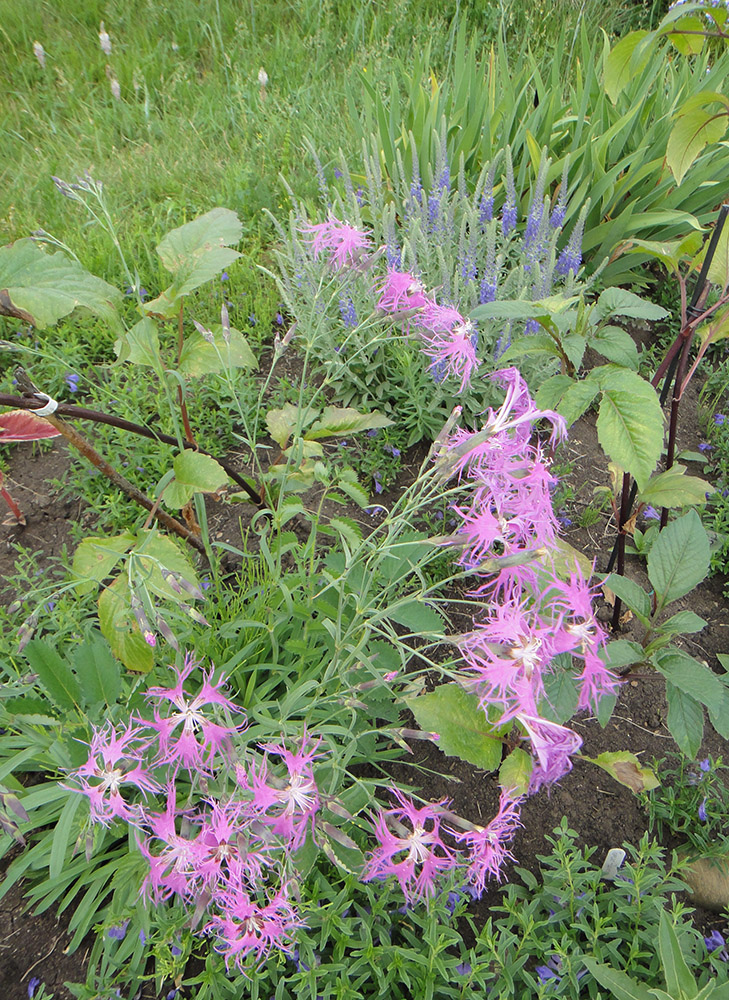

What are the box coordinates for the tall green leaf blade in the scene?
[658,909,697,998]
[665,682,704,759]
[49,792,83,881]
[0,239,122,331]
[647,509,710,608]
[405,684,503,771]
[581,958,654,1000]
[593,367,664,492]
[23,640,82,712]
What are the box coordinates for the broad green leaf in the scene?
[98,577,155,673]
[498,334,564,364]
[50,792,82,881]
[178,323,257,377]
[535,374,573,412]
[541,658,579,724]
[667,101,729,186]
[658,908,697,999]
[265,404,317,449]
[659,610,707,636]
[405,684,503,771]
[592,367,664,492]
[585,751,659,793]
[647,509,710,608]
[499,748,532,795]
[665,682,704,762]
[604,573,651,619]
[699,306,729,347]
[595,288,669,322]
[24,640,82,712]
[638,466,713,509]
[654,648,727,711]
[307,406,393,440]
[582,957,653,1000]
[71,633,121,707]
[385,600,444,634]
[622,234,704,274]
[703,214,729,290]
[604,30,654,104]
[556,379,600,427]
[116,317,161,368]
[591,326,640,370]
[134,531,201,602]
[0,239,122,332]
[601,639,644,671]
[145,208,242,317]
[165,450,228,509]
[71,531,136,596]
[664,14,707,55]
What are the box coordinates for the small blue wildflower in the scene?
[455,962,472,976]
[699,797,708,822]
[699,442,713,453]
[166,991,178,1000]
[557,510,573,529]
[65,372,80,392]
[383,444,401,457]
[700,758,712,772]
[367,428,379,438]
[430,358,448,384]
[705,930,726,953]
[525,319,541,336]
[355,186,364,206]
[171,943,182,956]
[45,600,56,612]
[107,921,129,940]
[220,271,229,281]
[334,168,343,179]
[536,964,561,984]
[275,311,284,325]
[373,472,383,495]
[139,929,147,945]
[248,313,257,326]
[643,505,661,520]
[714,413,726,425]
[28,978,41,999]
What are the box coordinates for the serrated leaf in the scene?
[601,639,645,671]
[638,466,713,509]
[144,208,242,317]
[385,600,444,634]
[604,30,654,104]
[535,374,573,412]
[71,633,120,707]
[595,288,669,322]
[98,577,155,673]
[667,100,729,186]
[0,239,122,332]
[329,517,362,551]
[307,406,393,440]
[647,509,710,608]
[604,573,651,619]
[586,751,659,793]
[165,450,228,509]
[71,531,136,596]
[654,648,727,711]
[665,682,704,759]
[405,684,503,771]
[116,317,161,368]
[499,747,532,795]
[0,410,62,442]
[659,610,707,636]
[336,478,369,508]
[556,379,600,426]
[591,326,640,369]
[593,367,664,492]
[178,324,257,377]
[24,639,82,712]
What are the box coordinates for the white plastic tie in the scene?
[33,393,59,417]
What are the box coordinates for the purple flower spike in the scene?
[699,797,708,822]
[28,978,41,999]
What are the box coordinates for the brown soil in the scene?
[1,350,728,998]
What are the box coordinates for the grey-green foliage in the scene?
[604,510,728,759]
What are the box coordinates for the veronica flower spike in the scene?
[300,216,370,270]
[144,653,243,773]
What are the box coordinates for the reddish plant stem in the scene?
[660,331,695,530]
[177,306,197,447]
[0,392,262,506]
[611,472,632,631]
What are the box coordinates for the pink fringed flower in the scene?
[517,714,583,794]
[236,731,323,851]
[301,216,370,270]
[452,789,523,897]
[207,877,302,969]
[363,789,458,902]
[70,721,158,827]
[415,303,479,392]
[376,269,431,316]
[144,654,243,773]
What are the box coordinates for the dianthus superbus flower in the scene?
[452,789,523,896]
[518,714,583,793]
[207,877,302,969]
[301,216,370,269]
[363,789,458,902]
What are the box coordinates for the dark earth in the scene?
[1,343,728,998]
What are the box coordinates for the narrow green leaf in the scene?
[603,31,654,104]
[581,958,653,1000]
[665,682,704,759]
[385,601,444,634]
[405,684,503,771]
[49,792,83,881]
[658,909,697,998]
[659,610,707,636]
[647,509,710,608]
[24,640,82,711]
[596,288,668,322]
[307,406,393,440]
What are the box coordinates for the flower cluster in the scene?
[65,654,315,969]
